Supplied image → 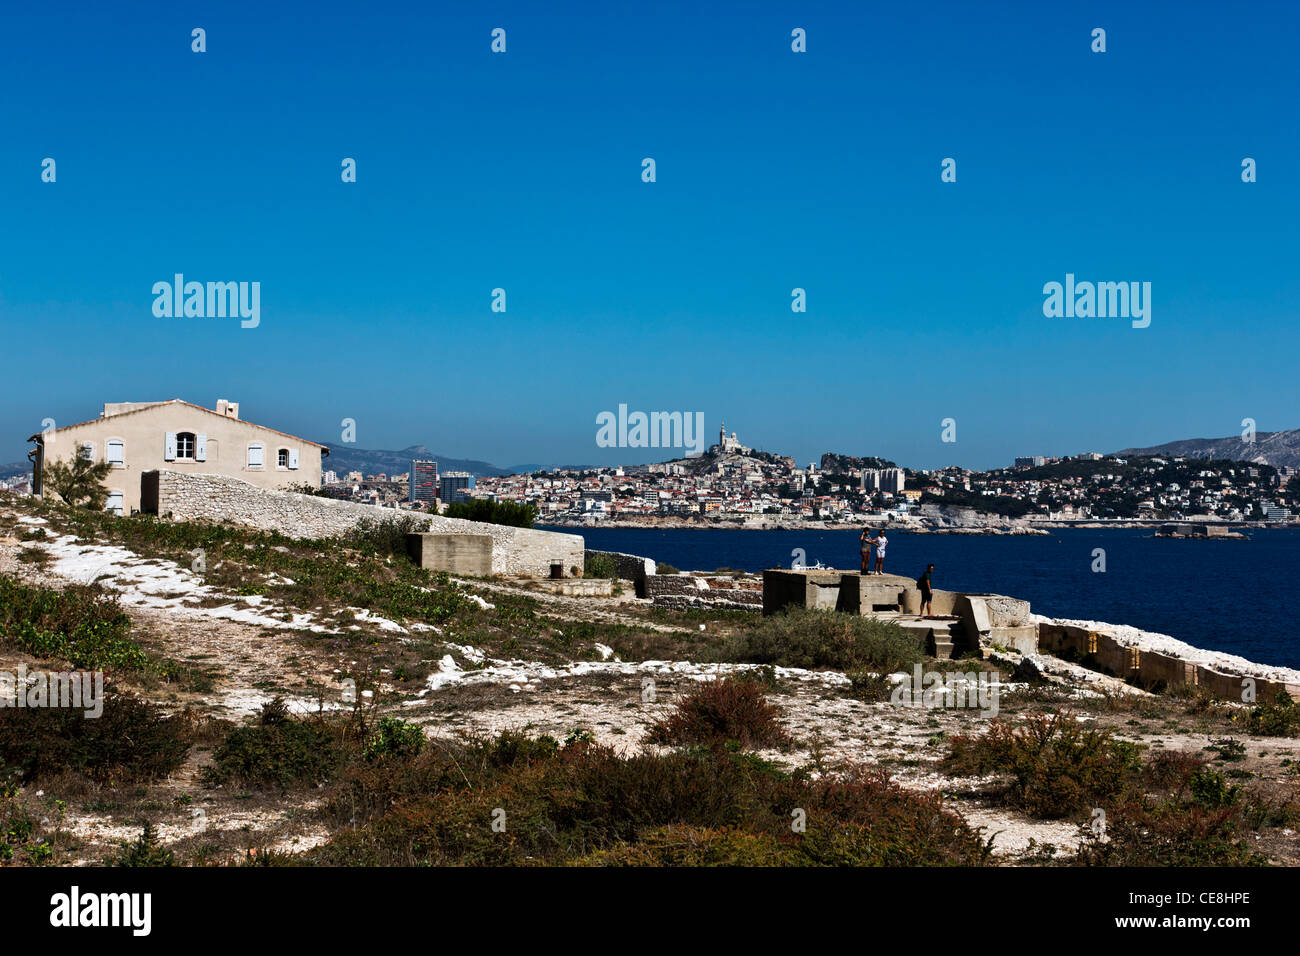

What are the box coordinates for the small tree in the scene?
[43,453,112,510]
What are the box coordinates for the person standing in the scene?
[873,530,888,575]
[859,528,875,573]
[917,563,934,619]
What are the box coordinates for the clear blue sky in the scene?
[2,0,1297,471]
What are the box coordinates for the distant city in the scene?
[308,421,1298,526]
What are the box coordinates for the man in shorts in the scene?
[917,563,934,619]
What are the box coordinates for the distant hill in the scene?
[320,444,539,479]
[1115,430,1300,470]
[0,461,28,480]
[819,453,899,473]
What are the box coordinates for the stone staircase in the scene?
[886,614,966,660]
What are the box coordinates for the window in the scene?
[176,432,196,459]
[78,442,94,461]
[106,440,125,466]
[105,491,123,516]
[247,444,264,468]
[277,448,289,468]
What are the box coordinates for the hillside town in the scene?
[314,422,1298,528]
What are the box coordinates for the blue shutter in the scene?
[288,448,299,470]
[164,433,177,461]
[195,434,207,461]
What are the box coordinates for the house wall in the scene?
[40,403,324,514]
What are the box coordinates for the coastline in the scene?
[542,515,1269,534]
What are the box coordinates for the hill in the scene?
[320,444,538,479]
[1115,430,1300,470]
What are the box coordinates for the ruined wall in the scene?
[147,470,583,577]
[584,549,656,598]
[1036,622,1299,702]
[646,574,763,611]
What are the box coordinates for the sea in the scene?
[543,525,1300,670]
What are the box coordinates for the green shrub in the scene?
[339,514,427,558]
[110,822,175,867]
[943,712,1140,818]
[646,677,791,749]
[0,693,190,785]
[655,563,681,575]
[1075,794,1264,866]
[444,499,536,528]
[712,607,922,674]
[0,576,151,674]
[585,553,617,579]
[363,717,425,762]
[308,734,991,867]
[201,699,345,791]
[1246,693,1300,737]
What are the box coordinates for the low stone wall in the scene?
[646,574,763,611]
[584,549,656,598]
[145,470,583,577]
[1036,622,1299,702]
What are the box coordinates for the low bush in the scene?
[585,553,616,579]
[0,576,149,674]
[201,699,347,791]
[1246,693,1300,737]
[444,499,536,528]
[338,514,428,559]
[110,822,175,867]
[646,677,791,749]
[943,712,1140,818]
[712,607,922,675]
[0,693,190,785]
[362,717,425,762]
[307,734,992,867]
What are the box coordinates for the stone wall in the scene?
[584,549,656,598]
[646,574,763,611]
[1036,622,1299,702]
[145,470,584,577]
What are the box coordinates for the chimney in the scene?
[216,399,239,420]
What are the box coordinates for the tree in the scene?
[43,453,112,509]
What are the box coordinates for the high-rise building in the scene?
[440,471,475,503]
[861,468,905,494]
[409,460,438,504]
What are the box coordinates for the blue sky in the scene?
[2,0,1297,471]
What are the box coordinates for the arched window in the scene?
[277,448,289,468]
[176,432,196,459]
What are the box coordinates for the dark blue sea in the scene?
[545,526,1300,670]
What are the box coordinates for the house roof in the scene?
[27,399,329,451]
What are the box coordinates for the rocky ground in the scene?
[1,493,1296,866]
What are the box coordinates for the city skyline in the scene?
[3,0,1298,471]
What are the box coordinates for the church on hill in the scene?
[715,420,752,456]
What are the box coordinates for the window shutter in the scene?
[106,491,123,516]
[164,433,177,461]
[248,444,263,467]
[288,449,299,470]
[195,434,207,461]
[106,440,124,465]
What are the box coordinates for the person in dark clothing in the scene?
[917,564,934,619]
